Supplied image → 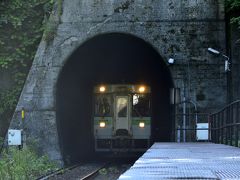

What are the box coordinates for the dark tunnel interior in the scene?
[56,33,174,165]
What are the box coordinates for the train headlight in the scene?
[99,86,106,92]
[139,122,145,128]
[139,86,145,93]
[99,122,106,128]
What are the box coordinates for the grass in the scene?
[0,146,58,179]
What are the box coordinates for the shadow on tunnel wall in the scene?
[56,33,174,165]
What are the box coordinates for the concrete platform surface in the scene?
[118,143,240,179]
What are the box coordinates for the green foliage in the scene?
[0,1,52,29]
[225,0,240,11]
[0,89,20,114]
[42,14,59,42]
[43,0,63,43]
[0,137,3,147]
[225,0,240,27]
[0,147,58,179]
[0,0,55,135]
[57,0,63,17]
[231,16,240,26]
[99,168,108,175]
[0,0,53,68]
[0,57,13,69]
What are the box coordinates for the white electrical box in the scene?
[197,123,209,141]
[8,129,22,146]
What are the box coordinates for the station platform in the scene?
[119,143,240,179]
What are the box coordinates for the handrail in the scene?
[209,100,240,147]
[210,100,240,116]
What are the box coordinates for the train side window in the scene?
[132,94,150,117]
[95,95,112,117]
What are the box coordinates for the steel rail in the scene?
[80,161,110,180]
[36,164,80,180]
[80,166,103,180]
[37,161,110,180]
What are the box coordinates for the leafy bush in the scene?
[0,0,61,140]
[0,147,58,179]
[0,0,52,138]
[225,0,240,27]
[0,0,63,138]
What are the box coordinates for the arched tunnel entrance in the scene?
[56,33,174,164]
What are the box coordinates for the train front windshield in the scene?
[94,94,150,117]
[132,94,151,117]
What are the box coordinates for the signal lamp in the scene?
[139,86,145,93]
[139,122,145,128]
[99,86,106,92]
[99,122,106,128]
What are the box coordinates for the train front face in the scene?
[94,84,151,152]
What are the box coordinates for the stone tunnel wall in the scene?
[9,0,226,165]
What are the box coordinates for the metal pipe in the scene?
[189,100,198,127]
[177,125,181,143]
[183,96,186,142]
[178,99,198,142]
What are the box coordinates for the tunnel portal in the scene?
[56,33,174,164]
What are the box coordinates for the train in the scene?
[93,84,151,152]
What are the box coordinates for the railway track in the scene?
[37,161,109,180]
[79,164,106,180]
[37,158,133,180]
